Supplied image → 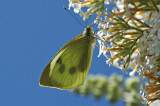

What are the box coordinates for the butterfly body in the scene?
[40,26,96,89]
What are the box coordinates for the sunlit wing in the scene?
[40,33,95,89]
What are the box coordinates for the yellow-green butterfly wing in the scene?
[39,26,96,89]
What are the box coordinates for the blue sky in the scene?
[0,0,130,106]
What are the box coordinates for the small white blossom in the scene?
[80,10,88,21]
[104,0,111,4]
[97,31,108,57]
[114,0,124,11]
[68,0,73,9]
[106,55,113,66]
[71,3,81,13]
[129,66,137,76]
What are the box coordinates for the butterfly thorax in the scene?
[83,26,96,46]
[83,26,94,37]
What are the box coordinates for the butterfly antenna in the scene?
[63,6,85,28]
[86,16,91,27]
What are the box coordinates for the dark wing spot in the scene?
[69,67,77,75]
[56,58,62,64]
[59,64,65,74]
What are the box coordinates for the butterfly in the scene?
[39,26,96,89]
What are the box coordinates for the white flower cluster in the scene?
[138,12,160,104]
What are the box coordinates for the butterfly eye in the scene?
[86,27,91,36]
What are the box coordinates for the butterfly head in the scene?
[83,26,94,37]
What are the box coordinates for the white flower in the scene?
[104,0,111,4]
[106,55,113,66]
[80,10,88,21]
[72,3,81,13]
[114,0,124,11]
[68,0,73,9]
[97,30,108,57]
[135,12,144,20]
